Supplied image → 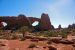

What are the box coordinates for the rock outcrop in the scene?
[17,14,31,26]
[0,13,53,30]
[68,23,75,29]
[39,13,52,30]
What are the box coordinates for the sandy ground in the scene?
[0,39,75,50]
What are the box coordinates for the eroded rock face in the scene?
[28,17,40,24]
[39,13,52,30]
[68,23,75,29]
[0,13,53,30]
[17,14,31,26]
[0,15,32,29]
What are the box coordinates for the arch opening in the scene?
[32,21,39,27]
[1,22,8,27]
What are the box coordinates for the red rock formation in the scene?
[0,17,17,26]
[39,13,52,30]
[0,13,53,30]
[17,14,31,26]
[28,17,40,24]
[58,25,62,29]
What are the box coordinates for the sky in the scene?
[0,0,75,28]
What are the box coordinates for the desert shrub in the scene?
[47,31,53,37]
[44,35,49,37]
[47,31,58,37]
[59,29,68,38]
[11,34,18,40]
[0,35,5,39]
[20,37,26,41]
[17,26,32,38]
[28,43,36,48]
[47,40,52,45]
[43,29,68,38]
[72,29,75,32]
[0,30,5,36]
[38,30,59,37]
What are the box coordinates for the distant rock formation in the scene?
[68,23,75,29]
[58,24,62,29]
[0,13,53,30]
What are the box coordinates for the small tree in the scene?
[17,26,29,38]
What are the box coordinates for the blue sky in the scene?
[0,0,75,28]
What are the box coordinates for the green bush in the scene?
[59,29,68,38]
[47,31,58,37]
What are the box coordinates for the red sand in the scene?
[0,39,75,50]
